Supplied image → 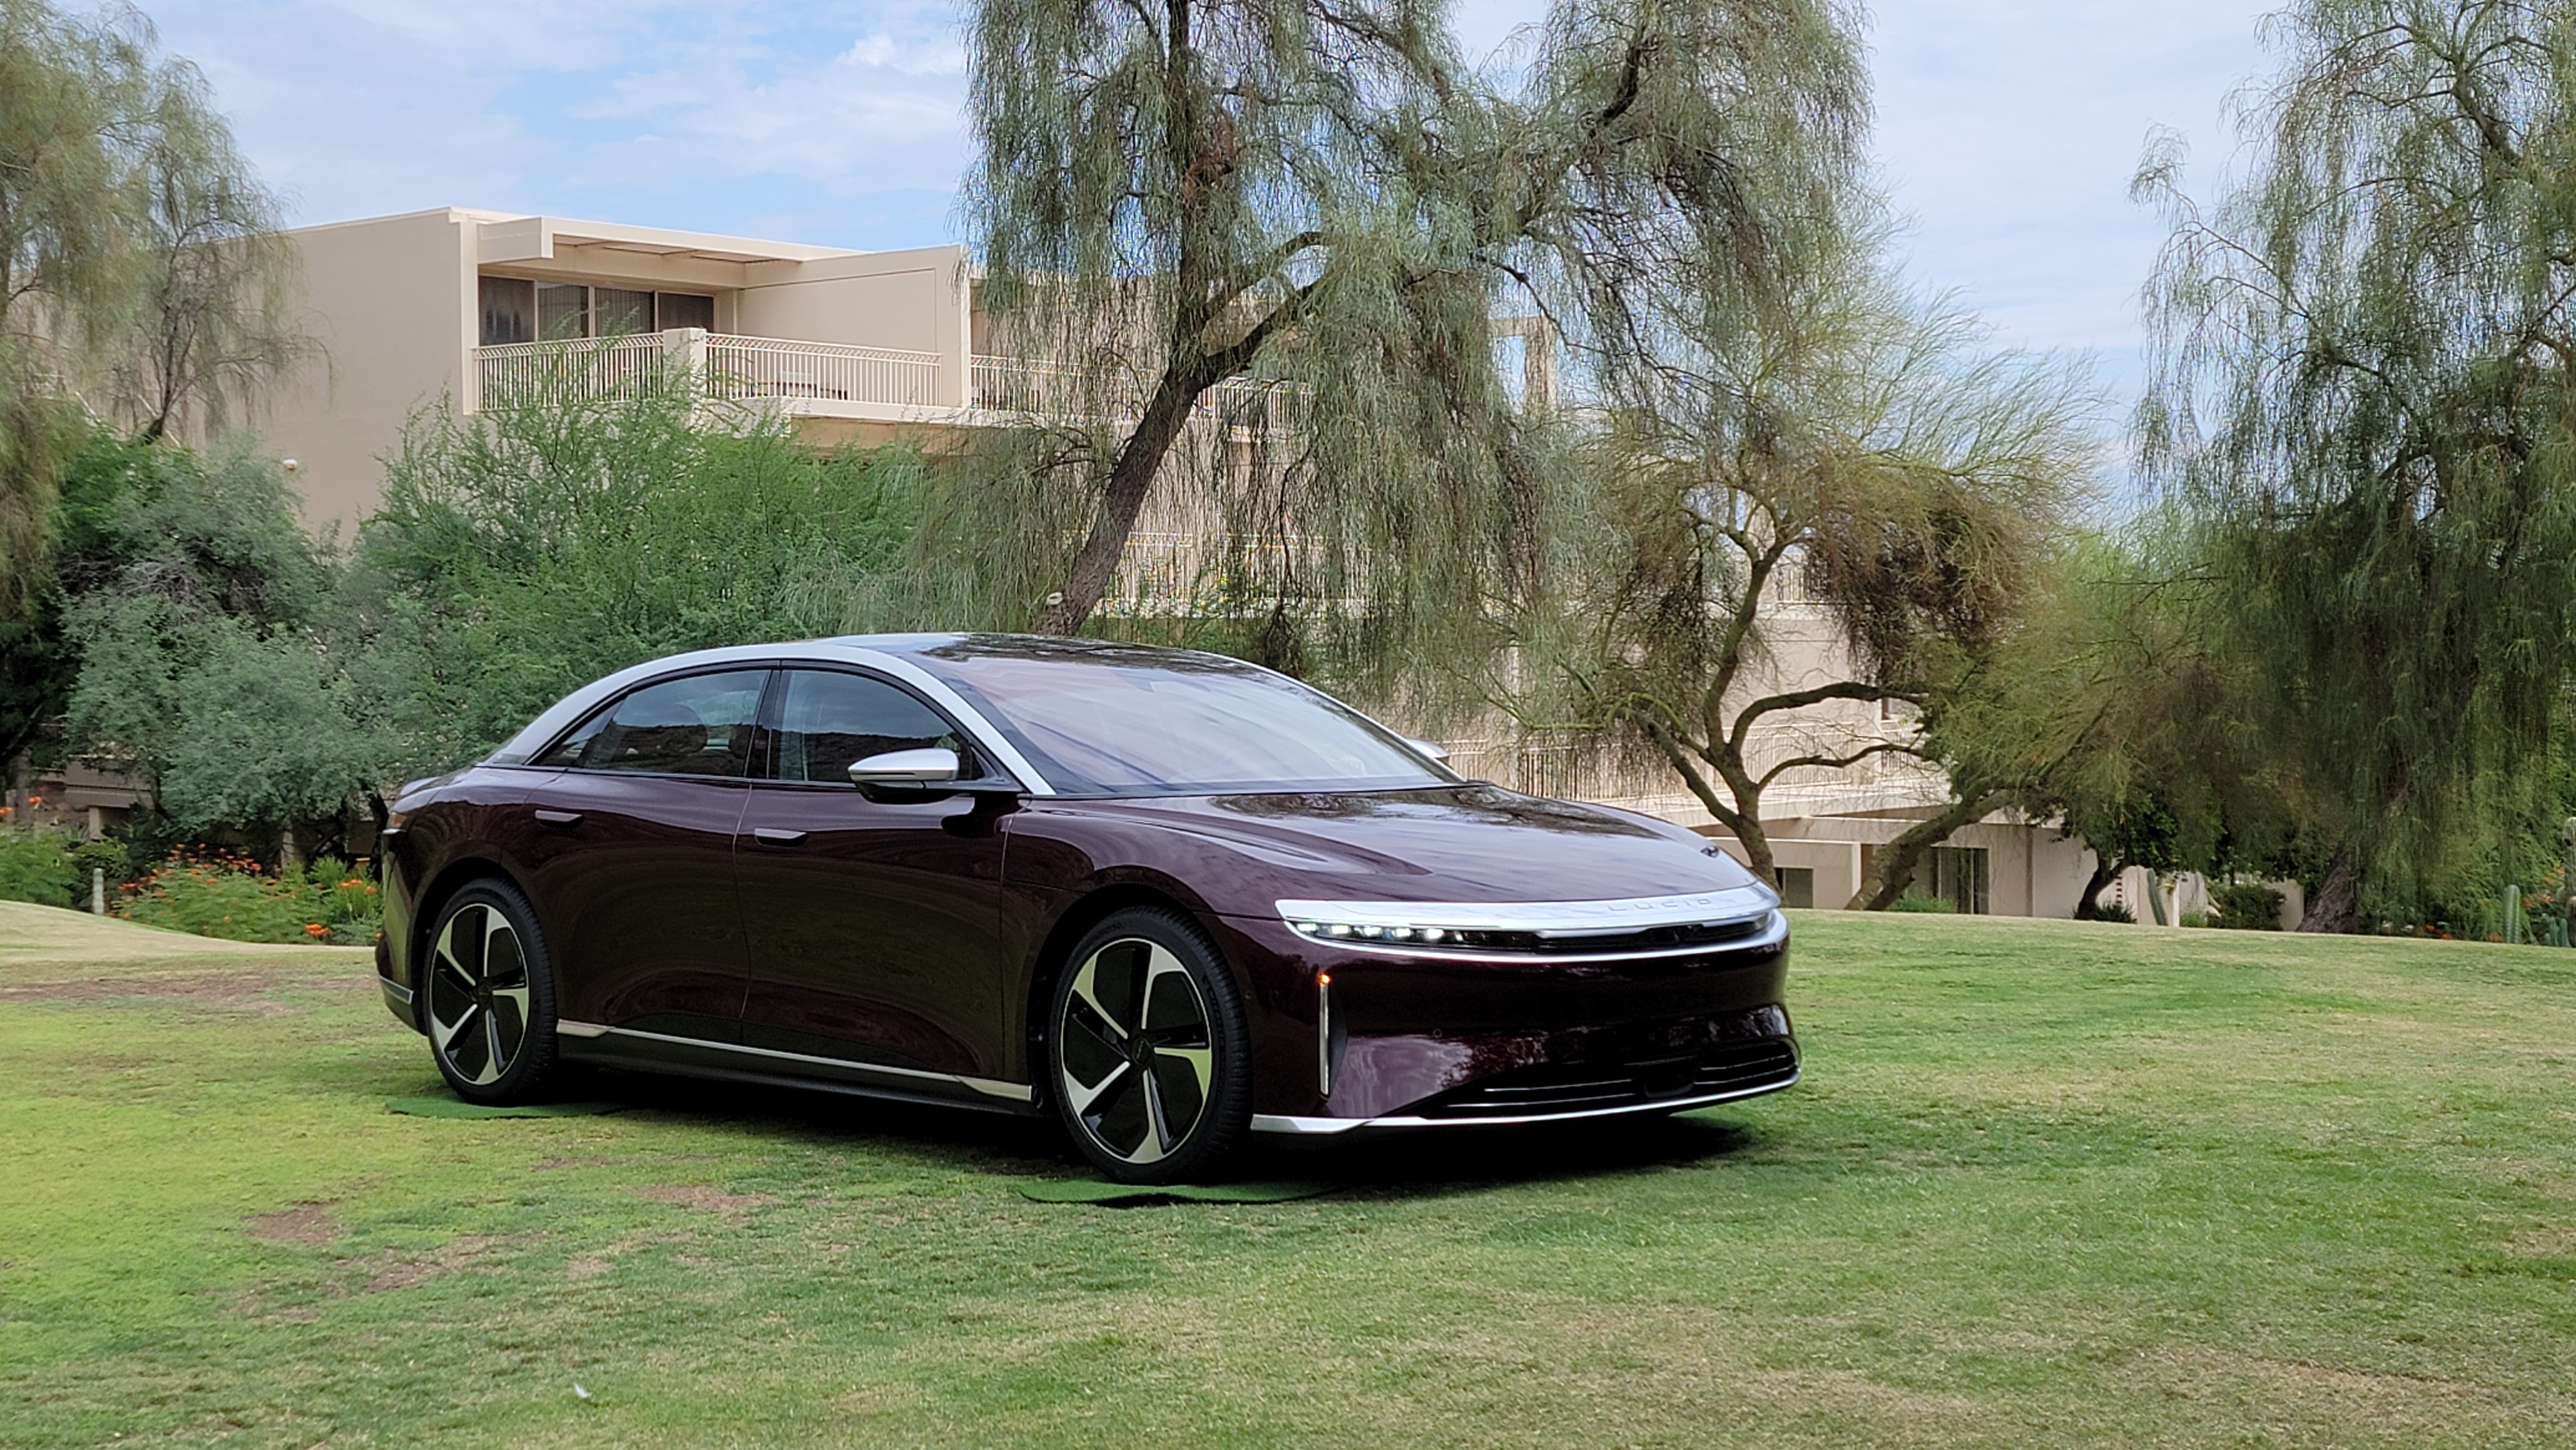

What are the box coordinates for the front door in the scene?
[517,666,771,1042]
[734,667,1011,1080]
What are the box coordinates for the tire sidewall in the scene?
[1045,906,1251,1184]
[426,880,562,1104]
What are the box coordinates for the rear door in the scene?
[733,667,1013,1081]
[516,666,772,1042]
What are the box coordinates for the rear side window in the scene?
[537,670,770,777]
[769,670,973,784]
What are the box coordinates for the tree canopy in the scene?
[1,0,299,766]
[2137,0,2576,929]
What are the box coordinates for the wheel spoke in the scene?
[482,911,526,987]
[1134,1069,1173,1163]
[1061,1057,1132,1115]
[1068,957,1128,1041]
[1157,1046,1214,1098]
[1065,999,1125,1060]
[474,1012,507,1085]
[430,1000,481,1052]
[432,911,478,990]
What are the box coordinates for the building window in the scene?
[482,278,718,343]
[1774,866,1815,910]
[656,291,715,331]
[594,286,654,335]
[536,281,588,339]
[1917,845,1991,914]
[479,276,533,345]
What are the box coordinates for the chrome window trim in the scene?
[1249,1066,1799,1134]
[1275,885,1781,937]
[480,639,1056,797]
[562,1021,1034,1101]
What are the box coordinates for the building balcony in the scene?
[474,330,945,420]
[472,330,1301,433]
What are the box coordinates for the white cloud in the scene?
[138,0,2273,400]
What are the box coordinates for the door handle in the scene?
[533,809,583,827]
[752,828,808,847]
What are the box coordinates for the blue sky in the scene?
[146,0,2271,410]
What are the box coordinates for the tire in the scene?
[1046,906,1251,1184]
[421,880,564,1105]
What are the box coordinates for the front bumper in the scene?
[1210,906,1797,1129]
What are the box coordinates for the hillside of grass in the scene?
[2,899,2571,1447]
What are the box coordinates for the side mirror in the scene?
[1403,737,1451,764]
[848,747,961,800]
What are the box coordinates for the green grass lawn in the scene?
[3,901,2573,1447]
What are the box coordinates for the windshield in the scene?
[910,642,1454,796]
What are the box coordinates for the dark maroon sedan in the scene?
[374,635,1796,1182]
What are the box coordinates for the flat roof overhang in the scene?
[475,214,860,268]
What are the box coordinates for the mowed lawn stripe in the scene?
[2,901,2572,1447]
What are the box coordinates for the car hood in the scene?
[1058,784,1770,913]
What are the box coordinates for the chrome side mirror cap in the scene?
[1403,737,1451,764]
[849,747,961,791]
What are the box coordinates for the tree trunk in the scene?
[278,822,303,874]
[2070,852,2122,921]
[1847,790,2007,910]
[1036,370,1209,636]
[2297,845,2361,933]
[1729,818,1776,884]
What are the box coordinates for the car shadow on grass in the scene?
[540,1068,1762,1197]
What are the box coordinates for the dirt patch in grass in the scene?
[363,1235,498,1294]
[634,1183,778,1219]
[244,1204,341,1247]
[0,971,328,1021]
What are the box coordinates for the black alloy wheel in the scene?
[1047,907,1251,1184]
[424,880,562,1104]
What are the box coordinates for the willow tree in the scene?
[1501,195,2096,885]
[0,0,298,769]
[956,0,1871,670]
[2137,0,2576,930]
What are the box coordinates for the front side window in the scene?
[768,670,973,784]
[537,670,770,777]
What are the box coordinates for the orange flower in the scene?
[303,923,330,937]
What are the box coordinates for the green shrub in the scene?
[1888,894,1956,913]
[117,849,379,944]
[2210,882,2286,930]
[2179,910,2210,928]
[2090,900,2137,924]
[0,831,80,907]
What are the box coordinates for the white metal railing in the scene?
[705,335,941,408]
[971,355,1300,433]
[475,334,674,409]
[470,334,1301,432]
[473,331,943,413]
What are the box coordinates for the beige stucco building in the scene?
[252,206,2282,923]
[268,207,985,527]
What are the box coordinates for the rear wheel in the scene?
[423,880,562,1104]
[1046,907,1250,1184]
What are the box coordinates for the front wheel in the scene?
[1046,907,1251,1184]
[422,880,564,1104]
